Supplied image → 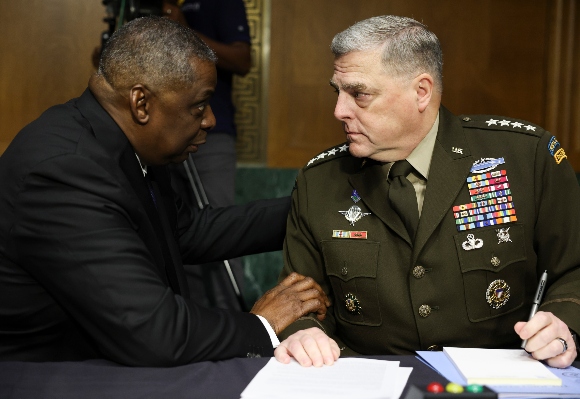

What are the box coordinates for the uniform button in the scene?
[341,267,348,276]
[412,265,425,279]
[490,256,501,267]
[427,345,440,351]
[419,304,431,317]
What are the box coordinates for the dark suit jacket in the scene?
[0,89,290,366]
[279,106,580,355]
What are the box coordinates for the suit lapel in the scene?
[413,106,474,262]
[149,167,190,299]
[349,160,412,246]
[118,148,173,288]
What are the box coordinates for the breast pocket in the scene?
[454,224,527,322]
[321,240,382,326]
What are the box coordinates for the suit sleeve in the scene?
[177,196,290,264]
[533,132,580,334]
[7,154,273,366]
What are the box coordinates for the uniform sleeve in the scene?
[533,132,580,334]
[216,0,251,44]
[7,154,273,366]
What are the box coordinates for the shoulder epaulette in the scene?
[303,142,351,170]
[459,115,545,137]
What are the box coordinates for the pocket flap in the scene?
[454,224,526,273]
[321,240,380,281]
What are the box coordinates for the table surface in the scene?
[2,356,578,399]
[0,355,448,399]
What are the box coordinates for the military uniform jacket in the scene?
[280,106,580,355]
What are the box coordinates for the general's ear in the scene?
[414,73,434,113]
[129,85,149,124]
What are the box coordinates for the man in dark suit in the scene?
[0,16,329,366]
[275,15,580,368]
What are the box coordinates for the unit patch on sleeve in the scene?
[547,136,567,164]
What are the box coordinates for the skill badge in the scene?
[496,228,512,244]
[462,234,483,251]
[339,205,371,226]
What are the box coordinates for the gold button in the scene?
[427,345,440,351]
[413,266,425,279]
[341,267,348,276]
[491,256,500,267]
[419,304,431,317]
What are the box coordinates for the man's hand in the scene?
[275,327,340,367]
[515,311,577,368]
[250,272,330,335]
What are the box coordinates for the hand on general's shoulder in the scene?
[274,327,340,367]
[250,272,330,335]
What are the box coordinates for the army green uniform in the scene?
[280,106,580,355]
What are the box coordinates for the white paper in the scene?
[241,358,412,399]
[443,347,562,386]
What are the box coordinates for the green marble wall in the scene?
[235,167,298,306]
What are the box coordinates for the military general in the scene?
[274,15,580,368]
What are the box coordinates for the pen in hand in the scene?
[521,270,548,349]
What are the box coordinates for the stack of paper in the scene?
[443,347,562,386]
[241,358,412,399]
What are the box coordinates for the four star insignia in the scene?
[484,119,536,131]
[307,144,349,167]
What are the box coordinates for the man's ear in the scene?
[415,73,434,113]
[129,85,149,124]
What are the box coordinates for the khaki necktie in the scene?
[388,160,419,240]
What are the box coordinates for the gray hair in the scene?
[98,16,217,92]
[331,16,443,92]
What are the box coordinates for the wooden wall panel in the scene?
[546,0,580,171]
[0,0,106,155]
[266,0,572,169]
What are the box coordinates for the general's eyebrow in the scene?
[329,79,367,92]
